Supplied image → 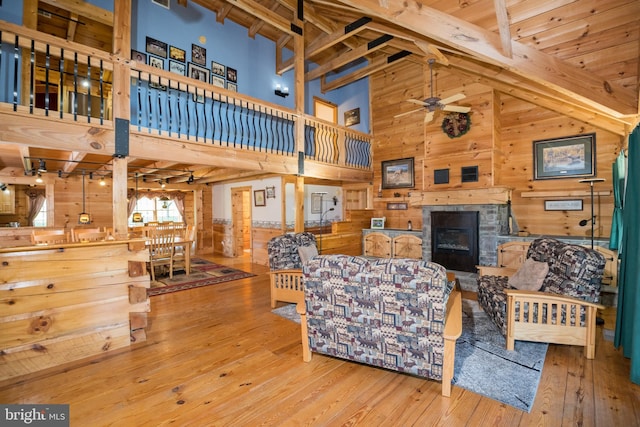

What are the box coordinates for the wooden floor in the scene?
[2,253,639,426]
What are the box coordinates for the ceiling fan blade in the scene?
[406,99,428,106]
[439,93,466,105]
[424,111,435,124]
[442,104,471,113]
[394,107,424,118]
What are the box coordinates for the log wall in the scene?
[0,239,150,384]
[371,61,622,239]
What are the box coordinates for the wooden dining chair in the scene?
[148,226,175,281]
[71,227,102,242]
[172,224,195,275]
[74,230,108,242]
[31,229,70,245]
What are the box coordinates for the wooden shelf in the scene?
[520,190,611,198]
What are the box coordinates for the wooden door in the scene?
[231,186,252,257]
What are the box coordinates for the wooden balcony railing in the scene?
[0,21,372,172]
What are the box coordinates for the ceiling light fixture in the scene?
[132,173,143,223]
[78,170,91,224]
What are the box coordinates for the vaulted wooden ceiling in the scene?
[5,0,640,185]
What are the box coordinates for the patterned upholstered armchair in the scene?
[302,255,462,397]
[477,237,606,359]
[267,232,317,308]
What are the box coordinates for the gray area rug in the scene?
[453,299,547,412]
[272,299,547,412]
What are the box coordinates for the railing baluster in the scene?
[167,81,173,137]
[58,48,64,119]
[73,52,78,121]
[185,84,191,140]
[12,35,19,111]
[194,88,200,141]
[87,56,91,123]
[136,70,142,131]
[157,77,163,135]
[29,40,34,114]
[45,44,50,116]
[176,82,182,138]
[147,74,152,133]
[99,60,104,125]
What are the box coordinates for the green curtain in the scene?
[609,150,625,250]
[614,125,640,384]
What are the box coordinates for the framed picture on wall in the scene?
[371,217,386,229]
[149,56,164,70]
[254,190,266,207]
[311,193,322,214]
[211,61,226,77]
[381,157,415,189]
[211,75,225,88]
[145,36,168,58]
[226,67,237,83]
[169,60,186,75]
[188,63,208,82]
[131,49,147,63]
[191,44,206,66]
[169,46,186,62]
[533,133,596,180]
[344,108,360,126]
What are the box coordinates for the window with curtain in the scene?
[128,194,184,226]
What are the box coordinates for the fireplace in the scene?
[431,211,479,272]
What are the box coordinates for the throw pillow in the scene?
[508,257,549,291]
[298,244,318,264]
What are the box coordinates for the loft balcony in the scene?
[0,21,373,184]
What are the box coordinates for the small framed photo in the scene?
[381,157,415,189]
[226,82,237,92]
[544,200,583,211]
[169,46,186,62]
[188,63,208,83]
[146,36,167,58]
[533,133,596,180]
[211,61,226,77]
[254,189,266,207]
[386,202,408,210]
[191,44,206,66]
[211,75,225,88]
[344,108,360,126]
[149,56,164,70]
[226,67,237,83]
[192,93,205,104]
[266,186,276,199]
[131,49,147,63]
[169,60,186,75]
[371,217,386,230]
[311,193,323,214]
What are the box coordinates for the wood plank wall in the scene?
[371,60,621,239]
[0,240,150,384]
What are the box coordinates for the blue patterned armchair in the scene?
[302,255,461,397]
[477,237,606,359]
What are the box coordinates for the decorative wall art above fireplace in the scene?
[533,133,596,180]
[381,157,415,189]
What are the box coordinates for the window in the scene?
[128,196,183,226]
[33,199,47,227]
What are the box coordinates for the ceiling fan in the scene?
[395,58,471,124]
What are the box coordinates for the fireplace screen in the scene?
[431,210,479,272]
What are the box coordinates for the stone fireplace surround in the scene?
[421,204,510,270]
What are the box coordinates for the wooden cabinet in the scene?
[497,241,531,269]
[363,229,423,259]
[0,186,16,214]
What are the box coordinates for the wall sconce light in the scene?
[332,196,338,206]
[274,84,289,98]
[266,186,276,199]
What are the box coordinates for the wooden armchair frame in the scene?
[269,269,304,309]
[477,265,604,359]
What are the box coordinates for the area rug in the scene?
[148,258,255,296]
[272,299,547,412]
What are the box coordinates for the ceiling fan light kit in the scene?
[395,59,471,124]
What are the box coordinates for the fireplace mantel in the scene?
[409,187,512,206]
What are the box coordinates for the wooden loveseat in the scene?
[302,255,462,396]
[477,237,606,359]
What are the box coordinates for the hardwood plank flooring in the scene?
[1,253,639,426]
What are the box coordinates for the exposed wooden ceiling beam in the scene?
[493,0,512,58]
[224,0,297,35]
[305,17,372,60]
[66,13,78,41]
[216,3,233,23]
[248,0,282,39]
[338,0,637,118]
[306,34,394,81]
[321,50,412,92]
[39,0,113,26]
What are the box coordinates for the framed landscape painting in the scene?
[381,157,415,189]
[533,133,596,180]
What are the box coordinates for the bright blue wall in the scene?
[0,0,24,24]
